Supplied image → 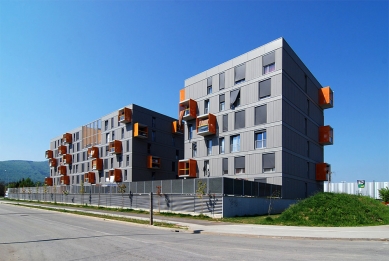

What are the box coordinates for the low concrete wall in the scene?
[223,197,296,217]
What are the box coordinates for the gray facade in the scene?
[179,38,333,199]
[46,104,184,185]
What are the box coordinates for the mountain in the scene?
[0,160,49,184]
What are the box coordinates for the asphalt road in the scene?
[0,203,388,261]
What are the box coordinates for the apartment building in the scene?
[178,38,333,199]
[45,104,184,186]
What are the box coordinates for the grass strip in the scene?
[11,203,186,230]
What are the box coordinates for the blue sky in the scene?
[0,0,388,182]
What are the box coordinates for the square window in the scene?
[263,63,275,74]
[234,156,245,174]
[259,79,271,99]
[255,131,267,149]
[230,135,240,152]
[234,110,245,129]
[234,63,246,84]
[262,153,275,173]
[255,105,267,125]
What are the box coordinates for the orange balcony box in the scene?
[45,177,53,186]
[45,150,53,159]
[147,155,161,169]
[178,159,197,178]
[118,107,132,124]
[109,169,122,183]
[319,86,333,109]
[58,145,67,156]
[92,158,103,170]
[179,88,185,102]
[88,146,99,159]
[63,133,73,144]
[109,140,122,154]
[60,176,70,185]
[84,172,96,184]
[316,163,331,181]
[179,99,197,121]
[63,154,72,165]
[196,113,216,136]
[134,123,148,138]
[172,121,184,134]
[58,165,67,176]
[49,158,57,168]
[319,125,334,145]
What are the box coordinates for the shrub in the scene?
[378,187,389,202]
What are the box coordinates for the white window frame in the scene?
[255,131,267,149]
[230,135,240,152]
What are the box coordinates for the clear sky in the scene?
[0,0,388,182]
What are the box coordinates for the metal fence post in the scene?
[150,192,153,225]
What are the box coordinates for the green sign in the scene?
[357,180,365,188]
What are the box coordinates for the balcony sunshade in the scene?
[234,156,245,168]
[223,158,228,171]
[263,52,275,66]
[234,64,245,82]
[259,79,271,98]
[263,153,275,169]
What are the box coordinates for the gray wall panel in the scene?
[246,57,261,82]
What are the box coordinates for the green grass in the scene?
[223,193,389,227]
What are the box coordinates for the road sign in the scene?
[357,180,365,188]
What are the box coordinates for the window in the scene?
[124,170,127,181]
[263,63,275,74]
[112,131,115,141]
[110,158,114,169]
[147,143,151,154]
[259,79,271,99]
[307,162,310,178]
[76,153,79,162]
[106,133,110,143]
[204,99,209,114]
[230,135,240,152]
[126,140,129,152]
[111,117,114,128]
[234,156,245,174]
[219,72,225,90]
[152,131,156,142]
[192,142,197,157]
[263,52,275,74]
[77,142,80,151]
[207,77,212,94]
[219,137,225,154]
[255,131,267,149]
[176,150,179,160]
[126,155,130,166]
[222,158,228,175]
[307,141,310,157]
[188,124,193,140]
[234,110,245,129]
[206,139,212,155]
[104,159,108,170]
[82,152,86,161]
[172,161,175,172]
[223,114,228,132]
[76,132,79,141]
[230,89,240,108]
[234,63,245,84]
[104,120,108,131]
[105,146,109,156]
[203,160,210,177]
[263,153,275,172]
[121,128,124,139]
[219,94,225,111]
[118,155,122,167]
[152,117,156,128]
[81,163,84,172]
[255,105,267,125]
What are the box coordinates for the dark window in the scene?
[259,79,271,99]
[121,128,124,139]
[152,117,156,128]
[234,110,245,129]
[172,162,175,172]
[192,142,197,157]
[110,158,114,169]
[219,94,225,111]
[255,105,267,125]
[111,118,114,128]
[263,153,275,172]
[234,156,245,174]
[152,131,156,142]
[188,124,193,140]
[147,143,151,154]
[126,140,129,152]
[230,89,240,108]
[104,120,108,131]
[222,158,228,175]
[234,63,245,84]
[207,77,212,94]
[223,114,228,132]
[219,72,225,90]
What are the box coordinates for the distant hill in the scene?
[0,160,49,184]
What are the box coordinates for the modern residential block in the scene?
[46,104,184,186]
[178,37,333,199]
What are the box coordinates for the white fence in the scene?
[324,181,389,199]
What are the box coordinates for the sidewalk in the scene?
[4,200,389,241]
